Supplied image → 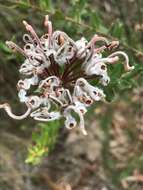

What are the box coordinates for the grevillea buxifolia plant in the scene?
[0,15,134,135]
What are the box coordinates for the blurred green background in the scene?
[0,0,143,190]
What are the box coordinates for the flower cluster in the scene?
[0,15,134,135]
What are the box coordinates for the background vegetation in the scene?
[0,0,143,189]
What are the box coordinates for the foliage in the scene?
[25,121,60,165]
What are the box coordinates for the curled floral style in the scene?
[0,15,134,135]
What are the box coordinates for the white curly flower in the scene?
[0,15,134,135]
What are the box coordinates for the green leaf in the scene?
[90,11,102,30]
[39,0,54,12]
[0,41,11,54]
[104,84,116,102]
[26,121,60,165]
[109,19,125,39]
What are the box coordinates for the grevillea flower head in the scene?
[0,15,134,135]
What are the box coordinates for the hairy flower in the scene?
[0,15,134,135]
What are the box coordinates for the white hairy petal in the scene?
[75,37,88,58]
[64,105,87,135]
[76,78,105,101]
[73,100,87,114]
[19,59,34,76]
[39,76,60,89]
[0,103,31,120]
[18,89,28,102]
[27,96,42,109]
[30,107,61,121]
[33,111,61,121]
[108,51,134,71]
[65,114,77,129]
